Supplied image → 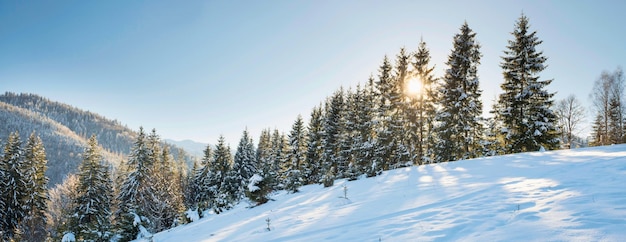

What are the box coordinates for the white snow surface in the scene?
[138,145,626,241]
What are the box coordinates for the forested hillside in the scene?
[0,92,193,185]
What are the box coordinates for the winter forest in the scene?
[1,14,625,241]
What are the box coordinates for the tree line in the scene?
[1,14,620,241]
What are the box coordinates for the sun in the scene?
[406,77,422,96]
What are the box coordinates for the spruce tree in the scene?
[19,132,49,241]
[193,145,215,215]
[374,56,395,171]
[345,87,362,180]
[283,115,307,192]
[360,77,380,177]
[249,129,274,204]
[434,22,484,162]
[214,135,234,212]
[231,129,258,201]
[497,14,559,152]
[409,40,438,164]
[115,127,152,240]
[270,130,288,189]
[0,132,26,240]
[390,48,412,168]
[321,90,344,187]
[73,135,113,241]
[305,105,324,184]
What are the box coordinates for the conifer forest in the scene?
[1,14,624,241]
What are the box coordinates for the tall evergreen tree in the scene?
[230,129,257,201]
[193,145,215,215]
[0,132,26,240]
[19,132,49,241]
[434,22,484,162]
[115,127,152,240]
[73,135,113,241]
[214,135,234,212]
[409,40,438,164]
[374,56,395,171]
[321,90,345,187]
[344,87,362,180]
[305,105,324,184]
[282,115,307,192]
[390,48,412,168]
[360,77,380,177]
[497,14,559,152]
[247,129,275,204]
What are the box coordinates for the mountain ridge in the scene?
[0,92,192,185]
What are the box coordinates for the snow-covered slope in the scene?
[141,145,626,241]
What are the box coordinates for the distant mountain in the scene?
[165,139,208,158]
[0,92,192,186]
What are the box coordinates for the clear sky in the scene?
[1,0,625,146]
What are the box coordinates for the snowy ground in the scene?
[139,145,626,241]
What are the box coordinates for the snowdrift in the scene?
[139,145,626,241]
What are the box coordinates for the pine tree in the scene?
[115,127,152,240]
[193,145,215,216]
[497,14,559,152]
[390,48,412,168]
[360,77,380,177]
[305,105,324,184]
[409,40,438,164]
[374,56,395,171]
[0,132,26,240]
[434,22,484,162]
[214,135,234,212]
[73,135,113,241]
[321,90,345,187]
[345,87,362,180]
[283,115,307,192]
[249,129,274,204]
[19,132,49,241]
[231,129,258,201]
[185,160,199,209]
[270,130,288,189]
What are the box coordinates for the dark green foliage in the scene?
[18,132,49,241]
[0,132,27,240]
[321,89,345,187]
[282,116,307,192]
[496,14,559,152]
[214,135,234,212]
[434,22,484,162]
[305,106,324,184]
[115,127,151,240]
[232,129,258,199]
[193,145,215,215]
[73,135,113,241]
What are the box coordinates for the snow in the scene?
[186,209,200,223]
[61,233,75,242]
[247,174,263,192]
[137,145,626,241]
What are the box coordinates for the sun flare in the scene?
[406,77,422,96]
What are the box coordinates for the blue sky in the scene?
[1,0,625,145]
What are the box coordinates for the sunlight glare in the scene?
[406,77,422,96]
